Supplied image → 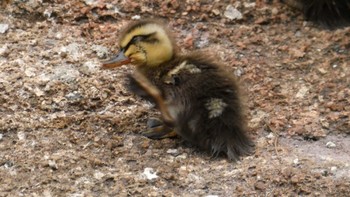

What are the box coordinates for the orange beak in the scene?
[101,49,131,69]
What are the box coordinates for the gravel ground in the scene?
[0,0,349,196]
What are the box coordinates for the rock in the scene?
[52,64,80,82]
[271,7,279,15]
[131,15,141,20]
[0,44,8,56]
[254,181,266,190]
[224,5,242,20]
[166,149,178,155]
[65,91,82,100]
[0,23,9,34]
[266,132,275,139]
[142,167,158,180]
[212,9,220,16]
[250,110,268,128]
[295,31,302,37]
[175,153,188,160]
[60,52,67,58]
[91,45,109,59]
[317,68,328,74]
[243,2,256,8]
[291,175,299,183]
[80,61,99,75]
[293,158,300,165]
[0,133,3,140]
[33,87,45,97]
[48,160,58,170]
[330,166,337,172]
[326,141,336,148]
[43,189,52,197]
[94,171,105,180]
[3,161,14,168]
[296,85,309,98]
[61,43,81,61]
[17,131,26,141]
[43,8,53,18]
[27,0,40,9]
[195,32,209,48]
[24,67,36,77]
[84,0,97,6]
[234,67,244,77]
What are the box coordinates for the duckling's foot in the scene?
[147,117,163,128]
[142,118,177,139]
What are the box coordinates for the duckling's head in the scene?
[102,20,175,69]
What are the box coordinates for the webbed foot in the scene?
[142,117,177,139]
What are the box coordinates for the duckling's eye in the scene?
[130,32,157,44]
[131,35,145,43]
[122,32,157,51]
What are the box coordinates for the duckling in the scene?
[282,0,350,28]
[102,19,254,161]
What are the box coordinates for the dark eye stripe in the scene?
[122,32,157,52]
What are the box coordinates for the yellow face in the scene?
[119,23,174,67]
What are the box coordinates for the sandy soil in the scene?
[0,0,349,196]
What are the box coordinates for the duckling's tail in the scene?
[178,104,255,162]
[210,121,255,162]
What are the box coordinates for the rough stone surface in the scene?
[0,1,349,196]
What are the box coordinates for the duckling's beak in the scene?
[101,49,131,69]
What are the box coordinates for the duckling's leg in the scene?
[132,70,175,126]
[143,118,177,139]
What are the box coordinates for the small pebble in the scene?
[62,43,81,61]
[17,131,26,141]
[0,44,8,56]
[271,7,278,15]
[330,166,337,172]
[295,31,302,37]
[91,45,109,59]
[211,9,220,16]
[0,23,9,33]
[296,85,309,98]
[48,160,58,170]
[254,181,266,190]
[142,167,158,180]
[326,141,336,148]
[175,153,188,160]
[94,171,105,180]
[84,0,97,5]
[65,91,81,100]
[293,158,299,165]
[4,161,14,168]
[166,149,178,154]
[60,52,67,58]
[43,189,52,197]
[243,2,256,8]
[266,132,275,139]
[234,67,244,77]
[224,5,242,20]
[132,15,141,20]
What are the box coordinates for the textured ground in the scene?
[0,0,349,196]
